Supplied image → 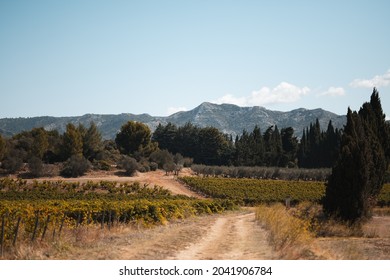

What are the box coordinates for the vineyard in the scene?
[0,178,236,257]
[180,177,390,206]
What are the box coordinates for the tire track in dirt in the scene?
[61,209,275,260]
[169,210,275,260]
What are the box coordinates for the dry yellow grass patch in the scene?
[255,204,314,259]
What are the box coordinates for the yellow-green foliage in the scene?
[181,177,390,206]
[0,178,237,248]
[181,177,325,205]
[255,204,313,252]
[378,183,390,206]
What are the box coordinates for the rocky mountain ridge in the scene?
[0,102,346,139]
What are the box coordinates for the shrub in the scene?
[119,156,140,176]
[2,150,24,174]
[93,160,111,171]
[163,162,176,174]
[149,162,158,171]
[28,156,44,177]
[149,149,173,169]
[61,155,91,177]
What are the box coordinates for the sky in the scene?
[0,0,389,118]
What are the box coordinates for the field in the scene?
[0,174,236,259]
[180,176,390,206]
[0,169,389,260]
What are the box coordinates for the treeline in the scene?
[153,120,342,168]
[0,120,197,178]
[0,116,342,178]
[0,122,108,177]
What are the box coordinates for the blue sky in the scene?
[0,0,389,118]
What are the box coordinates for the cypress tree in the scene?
[323,89,389,222]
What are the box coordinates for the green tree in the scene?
[281,127,298,166]
[0,134,6,161]
[234,126,265,166]
[298,120,341,168]
[323,89,390,222]
[152,122,178,152]
[62,123,83,159]
[235,130,252,166]
[263,126,282,166]
[44,130,64,163]
[82,122,103,160]
[197,127,230,165]
[30,127,49,159]
[115,121,156,157]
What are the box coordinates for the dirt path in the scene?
[170,211,275,260]
[26,169,202,198]
[59,209,275,260]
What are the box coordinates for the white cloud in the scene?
[350,70,390,88]
[214,82,310,107]
[214,94,248,107]
[167,106,187,115]
[318,87,346,97]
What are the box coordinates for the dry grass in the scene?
[1,222,146,260]
[373,207,390,216]
[255,204,314,259]
[255,203,390,260]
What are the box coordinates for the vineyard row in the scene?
[0,198,236,256]
[180,177,390,206]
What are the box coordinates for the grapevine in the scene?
[180,177,390,206]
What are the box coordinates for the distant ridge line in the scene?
[0,102,346,139]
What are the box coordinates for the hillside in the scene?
[0,102,346,139]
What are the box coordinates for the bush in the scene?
[119,156,140,176]
[93,160,112,171]
[182,157,193,167]
[138,157,151,173]
[2,150,24,174]
[61,155,91,177]
[149,162,158,171]
[149,149,173,169]
[28,156,44,177]
[163,162,176,174]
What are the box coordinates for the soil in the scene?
[23,168,202,198]
[56,209,276,260]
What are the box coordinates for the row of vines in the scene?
[180,177,390,206]
[0,178,236,257]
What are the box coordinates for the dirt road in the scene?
[170,211,275,260]
[28,170,275,259]
[26,169,203,198]
[61,209,276,260]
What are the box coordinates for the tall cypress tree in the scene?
[323,89,389,222]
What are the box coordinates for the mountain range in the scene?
[0,102,346,139]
